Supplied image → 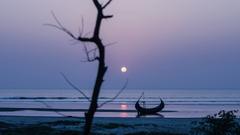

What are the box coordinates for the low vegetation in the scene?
[191,110,240,135]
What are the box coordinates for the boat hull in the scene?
[135,99,165,115]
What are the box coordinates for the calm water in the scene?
[0,89,239,118]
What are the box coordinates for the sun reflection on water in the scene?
[120,112,128,118]
[120,104,128,110]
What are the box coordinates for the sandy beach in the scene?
[1,115,239,135]
[0,116,202,135]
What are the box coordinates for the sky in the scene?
[0,0,240,89]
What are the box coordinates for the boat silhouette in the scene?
[135,93,165,115]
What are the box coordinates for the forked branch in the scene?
[45,12,93,43]
[82,44,99,62]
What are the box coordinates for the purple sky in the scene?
[0,0,240,89]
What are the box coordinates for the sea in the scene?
[0,89,239,118]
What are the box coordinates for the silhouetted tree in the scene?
[47,0,114,134]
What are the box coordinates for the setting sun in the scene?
[121,67,127,73]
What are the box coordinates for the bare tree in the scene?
[47,0,114,134]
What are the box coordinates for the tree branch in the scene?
[102,0,113,9]
[60,72,91,102]
[104,41,118,47]
[103,15,113,19]
[45,12,93,43]
[82,44,99,62]
[98,78,128,108]
[78,37,93,42]
[38,100,69,117]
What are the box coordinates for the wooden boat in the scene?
[135,95,165,115]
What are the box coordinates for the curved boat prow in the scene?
[135,97,165,115]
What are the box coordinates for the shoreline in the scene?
[0,115,201,124]
[0,107,176,113]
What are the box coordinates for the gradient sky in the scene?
[0,0,240,89]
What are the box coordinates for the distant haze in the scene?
[0,0,240,89]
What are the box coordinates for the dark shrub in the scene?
[191,110,240,135]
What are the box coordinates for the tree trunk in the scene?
[83,1,110,134]
[83,43,107,135]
